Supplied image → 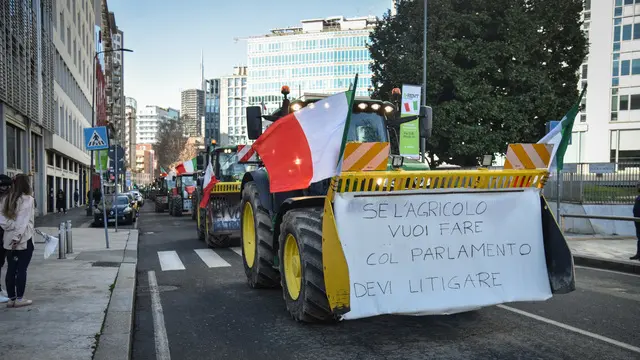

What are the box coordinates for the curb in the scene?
[573,255,640,275]
[93,230,139,360]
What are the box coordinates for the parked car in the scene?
[93,195,136,226]
[130,190,144,207]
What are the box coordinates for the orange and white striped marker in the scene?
[504,143,554,170]
[342,142,390,172]
[237,144,258,163]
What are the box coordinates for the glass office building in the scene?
[246,16,377,114]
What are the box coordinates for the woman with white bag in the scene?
[0,174,35,308]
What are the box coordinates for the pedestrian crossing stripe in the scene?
[503,143,554,170]
[157,247,242,271]
[87,130,107,147]
[342,142,390,172]
[237,144,258,163]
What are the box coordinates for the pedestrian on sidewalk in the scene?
[56,188,66,214]
[0,174,13,303]
[631,182,640,261]
[73,189,79,207]
[1,174,36,308]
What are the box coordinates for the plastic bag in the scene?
[35,228,59,259]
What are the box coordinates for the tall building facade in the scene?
[219,66,248,145]
[47,0,99,213]
[125,97,137,171]
[136,105,172,145]
[180,89,204,138]
[167,107,179,121]
[0,0,55,215]
[111,26,125,145]
[567,0,640,163]
[134,143,154,185]
[246,16,376,114]
[204,78,221,146]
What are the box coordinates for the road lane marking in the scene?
[148,271,171,360]
[158,251,185,271]
[194,249,231,268]
[230,247,242,256]
[498,305,640,354]
[575,265,640,278]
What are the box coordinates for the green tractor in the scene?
[237,86,576,323]
[195,144,258,247]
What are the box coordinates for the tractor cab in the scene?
[168,173,196,217]
[213,146,258,182]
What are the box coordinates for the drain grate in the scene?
[92,261,121,268]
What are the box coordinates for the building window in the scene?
[621,60,630,75]
[620,94,629,110]
[613,61,620,76]
[623,24,632,40]
[633,59,640,75]
[581,64,588,79]
[630,94,640,109]
[6,124,22,170]
[580,114,586,122]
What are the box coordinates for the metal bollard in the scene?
[58,222,66,259]
[65,220,73,254]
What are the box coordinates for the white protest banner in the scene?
[332,188,552,320]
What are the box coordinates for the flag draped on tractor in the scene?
[250,81,357,193]
[175,157,197,175]
[199,158,219,209]
[537,86,587,172]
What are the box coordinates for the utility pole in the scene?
[421,0,428,163]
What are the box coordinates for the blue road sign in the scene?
[84,126,109,150]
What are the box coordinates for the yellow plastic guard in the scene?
[210,182,241,194]
[331,169,549,196]
[341,142,390,172]
[504,143,554,170]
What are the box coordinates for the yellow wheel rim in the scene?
[242,202,256,268]
[197,207,201,228]
[284,234,302,300]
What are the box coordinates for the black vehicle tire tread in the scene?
[241,181,279,288]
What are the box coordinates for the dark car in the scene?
[93,195,136,225]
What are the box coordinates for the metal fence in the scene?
[447,162,639,204]
[543,162,640,204]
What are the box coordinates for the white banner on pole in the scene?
[332,188,552,320]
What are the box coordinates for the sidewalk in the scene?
[35,206,94,229]
[566,234,640,274]
[0,226,138,360]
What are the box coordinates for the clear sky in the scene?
[108,0,393,110]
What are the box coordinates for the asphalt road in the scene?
[131,202,640,360]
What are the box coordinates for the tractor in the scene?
[168,173,197,217]
[238,85,576,323]
[195,143,258,247]
[153,175,173,213]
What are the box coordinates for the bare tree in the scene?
[154,119,187,172]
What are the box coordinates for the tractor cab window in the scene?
[217,152,254,182]
[181,176,196,187]
[347,112,388,143]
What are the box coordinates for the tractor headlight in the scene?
[391,155,404,168]
[371,103,381,111]
[384,105,394,113]
[357,103,368,110]
[291,103,302,112]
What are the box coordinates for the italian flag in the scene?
[251,89,355,193]
[199,159,219,208]
[175,157,197,175]
[537,86,587,172]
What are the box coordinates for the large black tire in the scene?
[155,200,164,213]
[196,206,206,241]
[174,198,184,217]
[278,207,333,323]
[191,192,198,220]
[240,181,279,288]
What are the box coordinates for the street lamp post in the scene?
[88,48,133,216]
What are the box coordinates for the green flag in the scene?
[537,86,587,172]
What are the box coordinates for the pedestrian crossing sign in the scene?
[84,126,109,150]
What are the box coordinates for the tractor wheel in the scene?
[278,207,333,323]
[191,193,198,220]
[196,206,206,241]
[240,181,279,288]
[155,200,164,213]
[174,199,184,217]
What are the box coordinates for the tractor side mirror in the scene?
[419,105,433,139]
[246,106,263,140]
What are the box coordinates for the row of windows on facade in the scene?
[54,53,92,121]
[54,5,93,94]
[612,58,640,77]
[249,49,371,68]
[227,88,247,97]
[5,124,43,173]
[56,103,88,152]
[248,35,370,54]
[249,77,373,95]
[249,63,372,81]
[226,78,248,87]
[227,107,247,117]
